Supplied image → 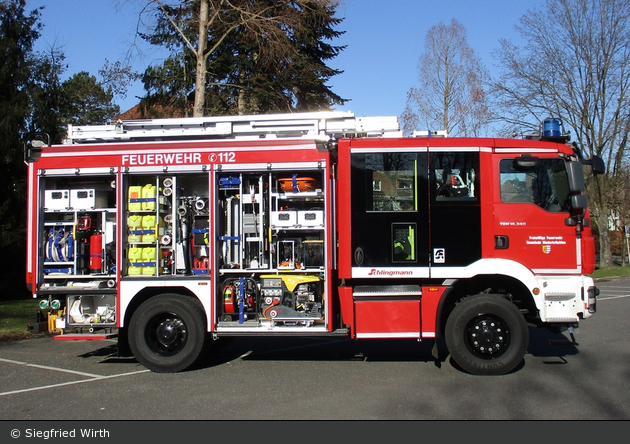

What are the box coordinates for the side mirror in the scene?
[590,155,605,175]
[581,155,605,175]
[567,161,585,192]
[571,193,587,211]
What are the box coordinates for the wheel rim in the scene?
[144,312,188,356]
[464,314,510,359]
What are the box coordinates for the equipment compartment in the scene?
[216,166,328,330]
[39,175,117,286]
[123,173,209,277]
[66,294,116,327]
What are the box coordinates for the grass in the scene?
[591,263,630,280]
[0,298,49,342]
[0,264,628,342]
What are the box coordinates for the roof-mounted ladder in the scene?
[64,111,402,144]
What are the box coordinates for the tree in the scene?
[28,54,129,141]
[490,0,630,269]
[402,19,489,137]
[0,1,126,298]
[0,0,42,297]
[226,0,346,114]
[28,46,68,144]
[99,58,141,103]
[137,0,346,117]
[61,71,121,125]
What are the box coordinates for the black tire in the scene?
[445,294,529,376]
[129,294,208,373]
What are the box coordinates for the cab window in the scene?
[431,152,479,201]
[366,153,417,212]
[500,158,570,212]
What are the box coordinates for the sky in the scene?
[27,0,546,119]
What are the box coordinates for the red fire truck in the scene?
[24,111,604,375]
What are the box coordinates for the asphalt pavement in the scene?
[0,277,629,421]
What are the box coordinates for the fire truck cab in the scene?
[24,112,603,376]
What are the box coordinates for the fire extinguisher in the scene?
[89,232,103,274]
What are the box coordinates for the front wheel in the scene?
[129,294,208,373]
[445,294,529,375]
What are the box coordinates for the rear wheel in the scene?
[445,294,529,375]
[129,294,208,373]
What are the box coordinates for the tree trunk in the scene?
[596,212,613,268]
[590,172,614,269]
[193,0,210,117]
[237,70,246,115]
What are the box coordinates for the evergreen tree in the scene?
[0,1,128,299]
[28,47,68,143]
[288,0,346,111]
[0,0,42,297]
[213,0,346,114]
[139,0,347,116]
[139,1,196,116]
[61,71,121,125]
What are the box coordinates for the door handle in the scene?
[495,235,509,249]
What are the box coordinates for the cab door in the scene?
[350,149,430,274]
[493,153,580,273]
[428,150,482,270]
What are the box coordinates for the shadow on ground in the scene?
[74,325,580,374]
